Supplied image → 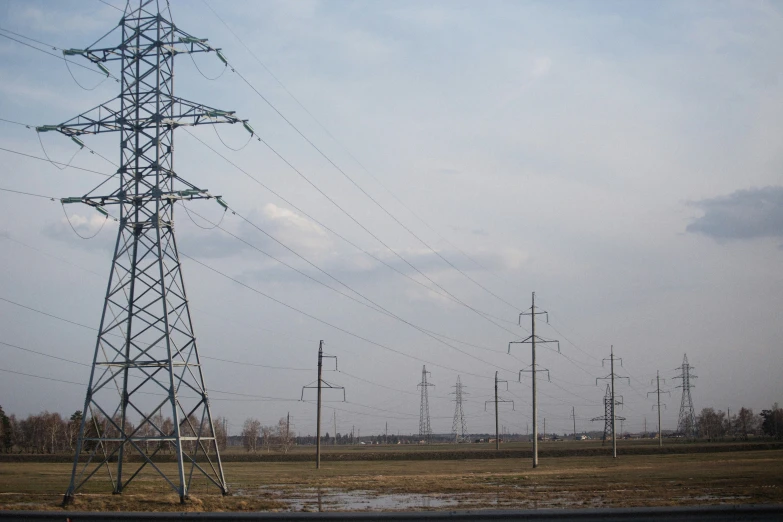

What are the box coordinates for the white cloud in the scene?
[531,56,552,78]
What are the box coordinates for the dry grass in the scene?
[1,449,781,512]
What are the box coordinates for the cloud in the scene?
[531,56,552,78]
[686,186,783,241]
[42,211,117,251]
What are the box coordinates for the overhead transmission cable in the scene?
[202,0,523,311]
[182,129,518,329]
[182,203,519,376]
[222,59,524,328]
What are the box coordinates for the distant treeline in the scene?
[0,404,780,455]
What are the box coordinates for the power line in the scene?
[202,0,525,310]
[182,129,519,329]
[210,24,520,314]
[250,130,522,338]
[184,204,519,377]
[0,146,112,176]
[0,187,56,200]
[0,27,118,81]
[180,252,503,381]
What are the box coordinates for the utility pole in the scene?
[648,371,670,447]
[300,341,344,469]
[509,292,559,468]
[543,418,546,441]
[286,412,290,444]
[417,366,434,443]
[56,1,247,504]
[674,354,697,438]
[385,422,388,445]
[485,371,513,450]
[333,412,337,446]
[596,346,629,458]
[727,407,731,438]
[571,407,577,440]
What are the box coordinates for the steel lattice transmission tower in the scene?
[674,354,697,438]
[591,384,625,446]
[451,376,468,443]
[49,0,248,504]
[417,366,434,443]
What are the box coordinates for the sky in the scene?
[0,0,781,440]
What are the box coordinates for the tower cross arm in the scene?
[40,97,245,137]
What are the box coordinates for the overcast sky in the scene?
[0,0,781,439]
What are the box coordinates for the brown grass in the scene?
[1,449,781,512]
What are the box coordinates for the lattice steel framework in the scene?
[451,376,468,443]
[417,365,434,443]
[674,353,697,438]
[591,384,625,445]
[50,0,246,504]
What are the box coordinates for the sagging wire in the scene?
[36,131,82,171]
[180,199,227,230]
[211,122,253,151]
[1,117,118,169]
[0,26,119,83]
[189,51,227,81]
[63,55,110,91]
[60,202,111,240]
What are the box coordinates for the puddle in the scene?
[237,487,459,512]
[677,495,752,502]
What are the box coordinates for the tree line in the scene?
[694,405,783,441]
[1,404,782,454]
[0,405,230,454]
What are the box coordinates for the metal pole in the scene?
[657,371,662,448]
[333,411,337,446]
[316,340,323,469]
[572,406,576,440]
[532,292,538,468]
[611,345,617,459]
[495,371,500,451]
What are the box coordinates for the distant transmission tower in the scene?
[595,346,629,458]
[54,0,249,504]
[451,376,469,443]
[674,354,697,438]
[591,384,625,447]
[417,365,434,443]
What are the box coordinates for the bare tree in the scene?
[242,418,261,453]
[213,416,228,452]
[734,407,759,440]
[261,425,275,454]
[697,408,726,441]
[276,417,294,454]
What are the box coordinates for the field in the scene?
[0,443,781,513]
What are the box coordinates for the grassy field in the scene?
[0,448,781,512]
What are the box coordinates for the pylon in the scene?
[674,354,697,438]
[417,366,434,443]
[592,384,625,445]
[54,0,247,504]
[451,376,468,443]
